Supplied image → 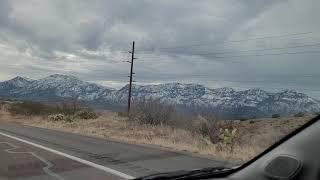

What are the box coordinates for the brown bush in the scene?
[7,99,99,121]
[56,97,82,116]
[75,109,98,119]
[8,101,57,116]
[48,114,65,121]
[204,115,222,144]
[188,114,222,144]
[190,114,240,146]
[129,98,177,126]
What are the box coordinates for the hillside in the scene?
[0,74,319,118]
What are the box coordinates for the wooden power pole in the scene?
[127,41,135,115]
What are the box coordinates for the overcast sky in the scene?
[0,0,319,98]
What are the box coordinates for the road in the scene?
[0,123,225,180]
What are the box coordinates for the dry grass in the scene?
[0,102,314,164]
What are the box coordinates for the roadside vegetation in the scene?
[0,99,314,164]
[6,99,98,122]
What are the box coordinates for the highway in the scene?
[0,123,225,179]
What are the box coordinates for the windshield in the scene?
[0,0,319,179]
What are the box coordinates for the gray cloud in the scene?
[0,0,11,26]
[0,0,319,98]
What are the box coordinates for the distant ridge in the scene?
[0,74,319,118]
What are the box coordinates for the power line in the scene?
[210,50,320,59]
[136,31,313,52]
[139,74,320,78]
[136,76,318,83]
[136,42,320,58]
[188,42,320,56]
[137,50,320,62]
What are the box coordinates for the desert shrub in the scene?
[129,98,177,126]
[272,114,280,118]
[56,98,82,116]
[48,114,75,122]
[294,112,305,117]
[117,111,128,117]
[187,116,209,136]
[64,115,75,122]
[218,128,238,154]
[219,128,238,145]
[193,114,221,144]
[191,114,239,153]
[207,119,221,144]
[75,109,98,119]
[54,98,98,120]
[48,114,65,121]
[197,121,209,136]
[208,118,238,145]
[8,101,57,116]
[7,99,98,121]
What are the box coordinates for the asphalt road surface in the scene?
[0,123,225,179]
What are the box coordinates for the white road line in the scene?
[0,142,65,180]
[0,131,135,179]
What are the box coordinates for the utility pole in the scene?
[127,41,135,115]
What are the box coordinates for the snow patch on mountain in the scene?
[0,76,34,89]
[0,74,319,117]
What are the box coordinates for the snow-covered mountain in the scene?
[0,74,319,118]
[109,83,320,117]
[0,74,113,101]
[0,76,34,89]
[0,76,34,95]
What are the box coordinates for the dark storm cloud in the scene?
[0,0,319,98]
[78,20,105,50]
[2,0,284,54]
[0,0,11,26]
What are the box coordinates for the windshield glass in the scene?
[0,0,319,179]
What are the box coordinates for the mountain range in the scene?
[0,74,319,118]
